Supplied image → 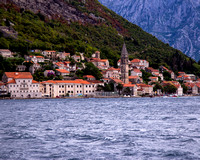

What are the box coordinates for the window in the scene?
[86,85,87,88]
[62,91,64,93]
[62,85,64,88]
[86,91,88,93]
[77,91,79,93]
[68,91,70,93]
[89,85,91,88]
[59,91,61,93]
[77,85,79,88]
[80,85,81,88]
[10,85,12,87]
[71,91,73,93]
[33,85,35,87]
[71,85,73,88]
[13,85,15,87]
[23,80,25,82]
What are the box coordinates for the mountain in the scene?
[99,0,200,61]
[1,0,200,76]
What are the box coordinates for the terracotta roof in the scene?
[29,55,44,58]
[44,50,56,52]
[101,59,108,62]
[41,79,91,85]
[5,72,32,79]
[107,67,120,71]
[132,69,142,73]
[7,79,16,84]
[131,59,140,63]
[184,83,196,88]
[129,76,139,79]
[32,80,39,84]
[56,69,70,73]
[0,81,5,86]
[110,78,123,84]
[83,75,95,79]
[123,84,136,87]
[150,77,158,79]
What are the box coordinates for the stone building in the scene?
[120,43,129,84]
[41,79,98,97]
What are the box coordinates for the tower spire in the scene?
[120,43,129,84]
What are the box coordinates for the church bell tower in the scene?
[121,43,129,84]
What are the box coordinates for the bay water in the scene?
[0,97,200,159]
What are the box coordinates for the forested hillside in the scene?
[0,0,200,76]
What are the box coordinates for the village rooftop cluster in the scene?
[0,46,200,99]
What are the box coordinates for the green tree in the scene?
[83,62,102,80]
[116,83,123,95]
[141,70,152,84]
[163,84,177,94]
[163,71,172,81]
[153,83,163,92]
[181,83,188,94]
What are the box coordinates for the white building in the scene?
[131,69,142,77]
[2,72,41,98]
[0,49,13,58]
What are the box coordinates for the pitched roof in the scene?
[129,76,139,79]
[83,75,95,79]
[56,69,70,73]
[131,59,140,63]
[132,69,142,73]
[41,79,91,85]
[7,79,16,84]
[5,72,32,79]
[123,84,136,87]
[106,67,120,71]
[110,78,123,84]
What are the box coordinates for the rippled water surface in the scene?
[0,97,200,160]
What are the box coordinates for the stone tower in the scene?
[121,43,129,84]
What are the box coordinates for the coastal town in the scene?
[0,44,200,99]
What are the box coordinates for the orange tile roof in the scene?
[129,76,139,79]
[7,79,16,84]
[64,61,70,64]
[107,67,120,71]
[150,77,158,79]
[41,79,91,85]
[44,50,56,52]
[132,69,142,73]
[110,78,123,84]
[123,84,136,87]
[32,80,39,83]
[56,69,70,73]
[5,72,33,79]
[101,59,108,62]
[131,59,140,63]
[83,75,95,78]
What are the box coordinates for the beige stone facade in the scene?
[41,79,98,97]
